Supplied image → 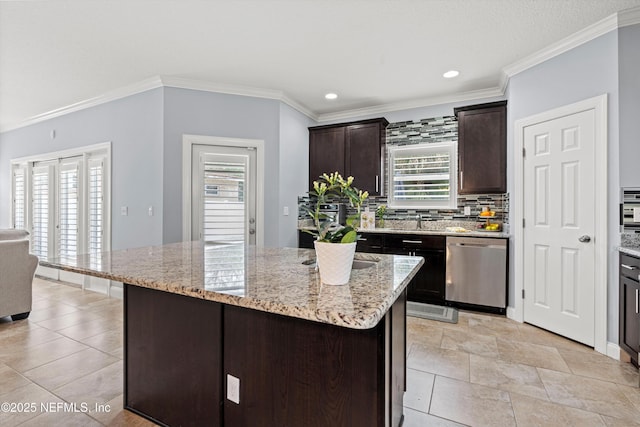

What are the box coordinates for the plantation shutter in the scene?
[12,166,26,230]
[202,158,246,243]
[88,157,104,267]
[32,163,53,258]
[58,159,80,260]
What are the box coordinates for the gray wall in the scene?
[619,24,640,188]
[507,29,620,342]
[278,102,314,248]
[0,89,165,250]
[161,87,282,247]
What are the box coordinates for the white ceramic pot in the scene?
[314,241,357,286]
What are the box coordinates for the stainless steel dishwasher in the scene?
[445,236,507,309]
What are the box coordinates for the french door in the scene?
[191,145,257,245]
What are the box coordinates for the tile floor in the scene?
[0,277,638,426]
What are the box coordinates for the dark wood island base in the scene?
[125,284,407,427]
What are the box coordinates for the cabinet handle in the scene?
[460,171,464,189]
[375,175,379,192]
[636,289,639,314]
[402,240,422,244]
[621,264,637,270]
[357,237,367,242]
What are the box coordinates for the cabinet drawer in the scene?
[384,234,445,250]
[620,253,640,281]
[357,233,384,253]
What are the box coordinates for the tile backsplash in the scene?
[300,114,509,224]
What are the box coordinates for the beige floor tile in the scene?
[26,304,79,323]
[0,383,65,427]
[79,329,123,355]
[23,347,119,390]
[53,361,123,407]
[441,328,500,358]
[0,323,62,350]
[1,336,88,372]
[404,368,435,413]
[467,314,522,339]
[602,414,640,426]
[57,318,122,341]
[91,304,124,321]
[407,343,470,381]
[87,393,124,425]
[470,354,549,401]
[35,310,105,331]
[618,383,640,412]
[0,363,31,394]
[430,376,516,427]
[17,410,104,427]
[402,407,465,427]
[497,338,571,373]
[61,291,110,308]
[558,347,640,387]
[407,317,444,349]
[538,367,640,421]
[511,393,605,426]
[516,322,594,353]
[105,409,159,426]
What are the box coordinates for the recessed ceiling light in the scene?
[443,70,459,79]
[325,93,338,100]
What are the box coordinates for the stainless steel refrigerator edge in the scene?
[445,236,507,308]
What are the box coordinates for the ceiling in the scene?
[1,0,640,131]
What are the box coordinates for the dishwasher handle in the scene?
[451,242,506,250]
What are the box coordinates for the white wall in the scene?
[161,87,282,247]
[507,29,620,342]
[619,24,640,188]
[0,88,165,250]
[278,103,314,248]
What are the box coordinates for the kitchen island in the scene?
[41,242,424,427]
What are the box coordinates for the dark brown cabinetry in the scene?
[619,252,640,366]
[309,118,389,195]
[454,101,507,194]
[383,234,446,304]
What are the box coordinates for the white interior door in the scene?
[191,145,257,245]
[523,109,596,346]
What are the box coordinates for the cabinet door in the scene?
[309,127,345,188]
[356,232,384,253]
[457,104,506,194]
[346,123,382,195]
[619,275,640,364]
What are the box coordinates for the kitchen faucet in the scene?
[416,214,422,229]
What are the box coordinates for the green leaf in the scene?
[340,230,357,243]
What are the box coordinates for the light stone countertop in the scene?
[298,225,510,239]
[39,242,424,330]
[619,246,640,258]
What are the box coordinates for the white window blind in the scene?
[12,167,26,230]
[58,160,80,261]
[32,164,52,258]
[202,160,246,243]
[88,158,104,268]
[388,142,457,209]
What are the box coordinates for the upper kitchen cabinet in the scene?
[309,118,389,195]
[454,101,507,194]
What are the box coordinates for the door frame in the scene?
[512,94,608,354]
[182,134,265,246]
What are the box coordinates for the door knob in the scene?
[578,235,591,243]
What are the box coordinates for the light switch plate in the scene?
[120,206,128,216]
[464,206,471,216]
[227,374,240,404]
[283,206,289,216]
[634,207,640,223]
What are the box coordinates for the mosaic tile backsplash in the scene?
[300,115,509,224]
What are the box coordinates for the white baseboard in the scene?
[506,306,520,322]
[606,342,621,360]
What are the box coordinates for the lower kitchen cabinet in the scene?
[619,252,640,366]
[383,234,446,305]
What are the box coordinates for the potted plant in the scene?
[302,172,368,285]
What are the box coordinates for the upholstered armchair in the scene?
[0,230,38,321]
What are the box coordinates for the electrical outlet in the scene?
[283,206,289,216]
[634,207,640,223]
[121,206,128,216]
[464,206,471,216]
[148,206,154,217]
[227,374,240,404]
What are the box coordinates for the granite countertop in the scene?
[298,225,510,239]
[39,242,424,330]
[619,246,640,258]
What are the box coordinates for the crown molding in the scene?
[618,6,640,27]
[503,9,628,78]
[159,76,317,120]
[1,76,164,133]
[316,86,506,123]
